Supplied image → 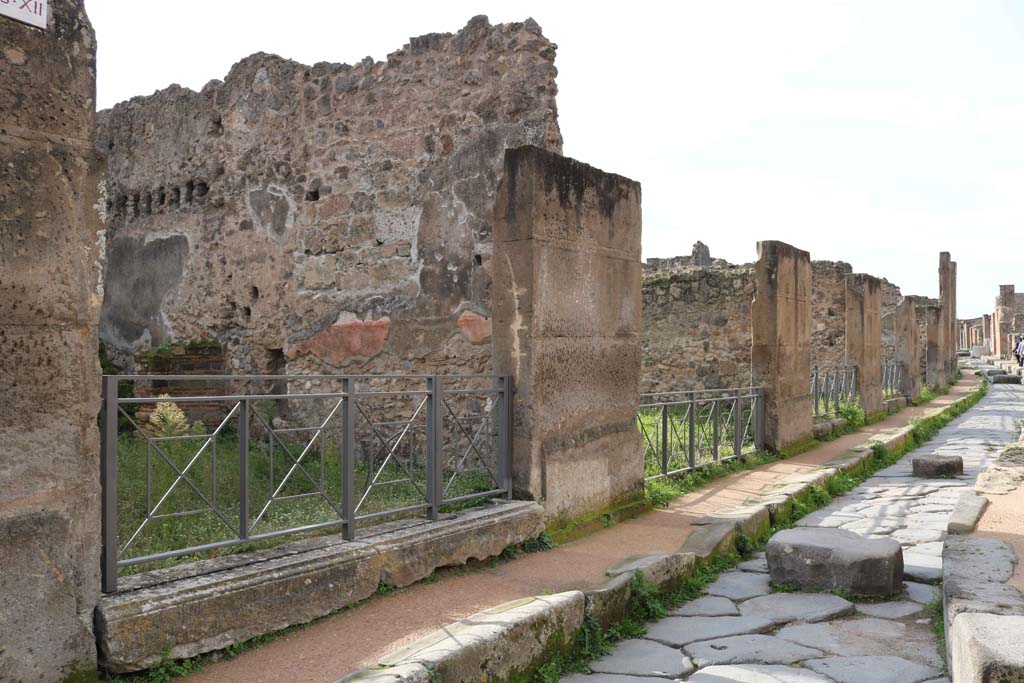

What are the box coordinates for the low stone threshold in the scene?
[96,499,545,673]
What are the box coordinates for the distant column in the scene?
[894,299,920,399]
[492,145,644,519]
[924,305,943,390]
[846,274,883,415]
[751,241,813,451]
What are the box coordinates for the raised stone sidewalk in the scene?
[560,377,1024,683]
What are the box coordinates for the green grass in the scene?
[114,427,499,575]
[637,400,759,478]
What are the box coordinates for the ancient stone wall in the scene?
[96,16,561,386]
[641,264,755,394]
[492,146,643,518]
[0,1,104,679]
[880,279,902,361]
[810,260,850,368]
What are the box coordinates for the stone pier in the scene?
[845,274,883,416]
[920,303,943,391]
[751,241,812,452]
[0,1,104,680]
[894,298,920,399]
[492,145,644,519]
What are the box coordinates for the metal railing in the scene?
[637,387,764,480]
[100,374,512,592]
[811,365,857,417]
[882,362,903,399]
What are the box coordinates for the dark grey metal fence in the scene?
[882,362,904,399]
[100,374,512,592]
[811,365,857,417]
[637,387,764,481]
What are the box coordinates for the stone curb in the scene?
[341,383,984,682]
[946,490,988,534]
[98,500,545,673]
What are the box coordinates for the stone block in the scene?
[606,552,696,592]
[912,455,964,478]
[335,663,432,683]
[991,374,1020,384]
[947,491,989,534]
[766,527,904,596]
[682,522,739,562]
[584,573,633,629]
[950,614,1024,683]
[379,591,585,683]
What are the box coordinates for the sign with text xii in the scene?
[1,0,47,29]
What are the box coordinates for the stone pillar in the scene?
[0,2,104,680]
[996,286,1015,359]
[938,252,952,378]
[492,145,643,519]
[950,261,958,373]
[922,305,943,390]
[751,241,812,452]
[895,299,920,399]
[846,274,883,416]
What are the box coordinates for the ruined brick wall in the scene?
[641,265,755,394]
[811,260,850,368]
[880,279,903,361]
[96,16,561,384]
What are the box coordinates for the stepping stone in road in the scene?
[855,600,923,619]
[912,455,964,478]
[645,615,774,647]
[671,596,739,617]
[766,528,904,596]
[738,593,854,625]
[804,656,940,683]
[687,664,835,682]
[705,571,772,601]
[589,639,694,679]
[684,634,823,667]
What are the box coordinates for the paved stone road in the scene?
[564,375,1024,683]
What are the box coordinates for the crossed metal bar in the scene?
[99,375,513,593]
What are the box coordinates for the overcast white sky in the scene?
[88,0,1024,318]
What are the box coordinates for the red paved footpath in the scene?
[185,375,978,683]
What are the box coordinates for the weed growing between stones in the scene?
[927,598,949,676]
[531,378,987,683]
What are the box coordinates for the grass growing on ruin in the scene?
[637,401,759,479]
[535,376,987,683]
[114,428,498,575]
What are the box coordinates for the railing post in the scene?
[341,377,356,539]
[660,404,669,476]
[238,399,250,541]
[497,375,513,499]
[100,375,119,594]
[712,397,720,461]
[812,366,819,417]
[426,375,444,521]
[734,389,743,457]
[687,398,696,469]
[754,387,766,451]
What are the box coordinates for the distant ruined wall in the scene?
[880,279,902,361]
[811,260,850,368]
[641,265,755,393]
[96,16,561,382]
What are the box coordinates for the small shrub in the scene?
[147,396,190,437]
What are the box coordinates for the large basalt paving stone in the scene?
[705,571,772,601]
[671,596,739,617]
[737,593,854,625]
[683,634,823,667]
[776,617,942,668]
[645,615,774,647]
[855,600,923,619]
[766,528,904,596]
[560,675,673,683]
[803,656,941,683]
[686,664,834,682]
[912,456,964,478]
[589,639,694,678]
